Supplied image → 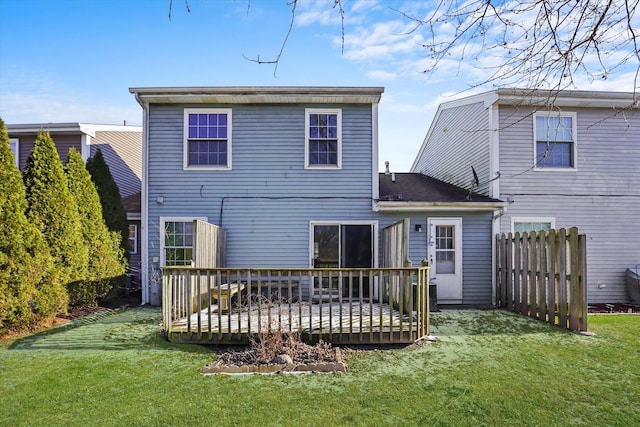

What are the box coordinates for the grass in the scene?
[1,307,639,426]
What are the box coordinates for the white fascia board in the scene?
[129,86,384,105]
[79,124,143,138]
[438,91,500,110]
[376,201,508,212]
[495,88,638,108]
[6,123,83,134]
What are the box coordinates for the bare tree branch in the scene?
[410,0,640,99]
[243,0,298,78]
[168,0,190,22]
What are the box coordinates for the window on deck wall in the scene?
[160,217,206,266]
[183,109,232,170]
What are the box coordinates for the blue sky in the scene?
[1,0,637,171]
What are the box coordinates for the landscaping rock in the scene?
[274,354,293,365]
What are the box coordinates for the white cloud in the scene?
[296,0,343,26]
[366,70,397,81]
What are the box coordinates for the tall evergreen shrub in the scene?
[23,131,88,303]
[86,149,130,260]
[65,149,125,306]
[0,119,64,334]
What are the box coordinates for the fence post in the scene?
[538,231,547,322]
[557,228,568,328]
[578,233,588,332]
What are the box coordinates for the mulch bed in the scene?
[201,331,348,375]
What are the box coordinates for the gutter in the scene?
[376,200,508,212]
[134,91,150,306]
[491,206,508,306]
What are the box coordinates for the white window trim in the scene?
[183,108,232,171]
[159,216,207,266]
[511,217,556,234]
[9,138,19,167]
[128,224,138,255]
[532,112,577,171]
[304,108,342,170]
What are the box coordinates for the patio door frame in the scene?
[309,220,379,298]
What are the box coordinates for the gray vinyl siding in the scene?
[497,106,640,303]
[380,211,494,305]
[146,103,376,269]
[412,102,492,194]
[91,131,142,198]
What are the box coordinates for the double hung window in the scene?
[305,109,342,169]
[534,113,576,169]
[160,217,205,266]
[184,109,232,169]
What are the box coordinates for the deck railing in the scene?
[161,267,430,344]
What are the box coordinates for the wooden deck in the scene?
[169,301,422,344]
[162,267,430,345]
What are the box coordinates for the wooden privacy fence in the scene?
[192,220,226,268]
[161,267,430,345]
[382,219,412,313]
[496,227,587,332]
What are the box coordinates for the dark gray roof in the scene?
[379,173,502,204]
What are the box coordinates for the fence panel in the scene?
[496,227,587,332]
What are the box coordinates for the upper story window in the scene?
[183,109,232,170]
[534,113,577,169]
[305,108,342,169]
[9,138,19,167]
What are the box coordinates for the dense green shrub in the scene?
[65,149,126,306]
[0,118,64,334]
[86,149,130,260]
[23,131,88,305]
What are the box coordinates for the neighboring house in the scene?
[411,88,640,303]
[130,86,505,306]
[6,122,143,282]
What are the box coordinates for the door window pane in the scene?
[435,225,455,274]
[313,225,339,268]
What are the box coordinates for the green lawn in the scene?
[1,307,638,426]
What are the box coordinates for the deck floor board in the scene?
[171,302,419,335]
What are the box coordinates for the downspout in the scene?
[491,206,507,306]
[488,99,501,307]
[135,92,150,305]
[371,102,380,212]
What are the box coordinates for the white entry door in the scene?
[427,218,463,304]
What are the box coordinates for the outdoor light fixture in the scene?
[156,196,164,204]
[415,224,423,232]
